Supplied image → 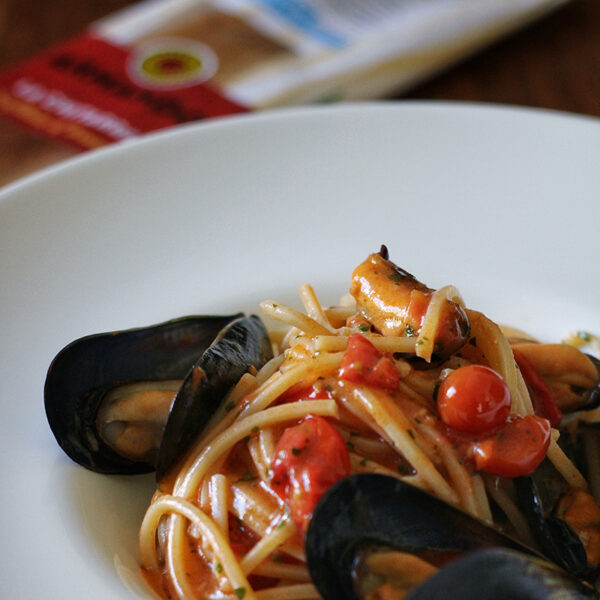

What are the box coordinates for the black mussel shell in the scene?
[305,474,535,600]
[45,314,240,475]
[156,314,273,482]
[515,458,589,577]
[405,548,597,600]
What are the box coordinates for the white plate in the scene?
[1,102,599,599]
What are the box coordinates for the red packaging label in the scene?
[0,34,248,150]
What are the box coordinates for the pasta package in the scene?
[0,0,568,152]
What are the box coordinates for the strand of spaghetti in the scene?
[547,437,588,490]
[338,428,395,457]
[324,305,356,328]
[397,380,436,410]
[256,584,321,600]
[313,334,417,355]
[465,309,528,415]
[230,484,304,562]
[174,399,339,497]
[299,284,334,330]
[247,435,270,482]
[350,385,459,506]
[349,452,427,492]
[514,366,535,415]
[483,476,537,549]
[416,285,464,361]
[240,519,296,575]
[260,301,332,336]
[238,353,344,419]
[401,372,437,402]
[416,420,480,518]
[256,354,286,385]
[259,427,275,468]
[139,495,256,600]
[252,562,311,582]
[209,474,229,537]
[471,474,493,525]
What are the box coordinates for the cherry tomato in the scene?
[513,349,562,428]
[271,415,350,532]
[472,414,551,477]
[437,365,511,434]
[339,333,400,392]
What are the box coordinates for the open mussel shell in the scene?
[45,314,240,475]
[156,314,273,481]
[405,548,597,600]
[515,457,590,577]
[305,474,535,600]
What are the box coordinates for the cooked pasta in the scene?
[138,249,597,600]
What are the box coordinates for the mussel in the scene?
[45,314,272,477]
[512,343,600,414]
[305,474,598,599]
[305,474,535,600]
[404,548,597,600]
[350,246,470,361]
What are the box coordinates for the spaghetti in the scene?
[139,249,598,600]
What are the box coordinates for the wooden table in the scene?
[1,0,599,188]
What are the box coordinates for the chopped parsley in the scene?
[225,400,236,412]
[291,447,302,456]
[234,587,247,599]
[405,324,415,337]
[578,331,592,342]
[358,324,370,332]
[215,563,223,574]
[397,463,412,475]
[236,471,257,483]
[388,272,404,282]
[360,458,370,467]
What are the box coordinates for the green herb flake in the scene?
[272,554,284,563]
[277,519,287,529]
[405,324,415,337]
[360,458,370,467]
[251,425,259,434]
[469,337,477,347]
[215,563,223,574]
[234,587,247,599]
[291,447,302,456]
[358,324,370,332]
[414,418,422,425]
[578,331,592,342]
[237,471,257,483]
[388,272,404,282]
[346,441,355,451]
[225,400,236,412]
[272,303,278,309]
[407,429,415,440]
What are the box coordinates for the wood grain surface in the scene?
[1,0,598,188]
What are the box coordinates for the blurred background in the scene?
[0,0,598,188]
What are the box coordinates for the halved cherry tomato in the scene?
[271,415,350,532]
[339,333,400,392]
[472,414,551,477]
[513,349,562,428]
[437,365,511,434]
